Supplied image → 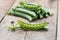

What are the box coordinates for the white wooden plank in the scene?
[0,0,29,40]
[0,0,58,40]
[0,15,29,40]
[0,0,15,22]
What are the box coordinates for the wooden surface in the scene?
[0,0,59,40]
[57,0,60,40]
[0,0,15,22]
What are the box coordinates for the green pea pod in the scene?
[40,7,53,16]
[9,20,48,31]
[18,20,48,30]
[19,1,41,13]
[13,8,37,19]
[38,7,53,18]
[8,10,34,21]
[20,1,40,6]
[22,4,40,11]
[19,1,53,18]
[44,13,49,18]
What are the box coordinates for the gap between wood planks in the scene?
[0,0,28,40]
[0,0,15,23]
[55,0,59,40]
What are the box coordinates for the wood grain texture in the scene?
[0,15,28,40]
[0,0,29,40]
[0,0,58,40]
[57,0,60,40]
[0,0,15,22]
[24,0,58,40]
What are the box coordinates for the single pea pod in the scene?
[19,1,41,7]
[13,8,37,19]
[8,10,34,21]
[17,20,48,30]
[19,1,41,12]
[22,4,40,11]
[9,20,48,31]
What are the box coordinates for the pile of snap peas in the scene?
[9,20,48,31]
[8,1,53,21]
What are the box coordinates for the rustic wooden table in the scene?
[0,0,59,40]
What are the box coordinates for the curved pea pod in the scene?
[19,1,41,12]
[13,8,37,19]
[9,20,48,31]
[22,4,40,11]
[8,10,34,21]
[18,20,48,31]
[19,1,41,7]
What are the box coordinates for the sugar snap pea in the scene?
[18,20,48,30]
[19,1,41,12]
[13,8,37,19]
[9,20,48,31]
[8,10,35,21]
